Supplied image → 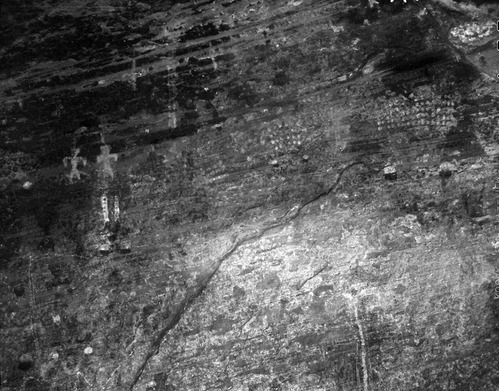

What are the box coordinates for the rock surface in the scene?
[2,0,499,390]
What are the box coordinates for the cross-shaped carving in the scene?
[97,144,118,180]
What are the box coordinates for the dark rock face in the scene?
[2,0,499,390]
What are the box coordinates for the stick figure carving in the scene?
[63,147,87,184]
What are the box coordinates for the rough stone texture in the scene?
[2,0,499,390]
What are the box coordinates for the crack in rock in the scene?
[129,161,362,390]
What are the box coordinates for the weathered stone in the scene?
[2,0,499,390]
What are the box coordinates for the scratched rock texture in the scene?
[2,0,499,390]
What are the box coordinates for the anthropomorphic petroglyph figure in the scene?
[97,144,118,180]
[63,147,87,184]
[97,194,129,254]
[100,194,121,224]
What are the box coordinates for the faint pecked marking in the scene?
[101,195,110,224]
[344,293,369,391]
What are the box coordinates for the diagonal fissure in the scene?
[129,161,361,390]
